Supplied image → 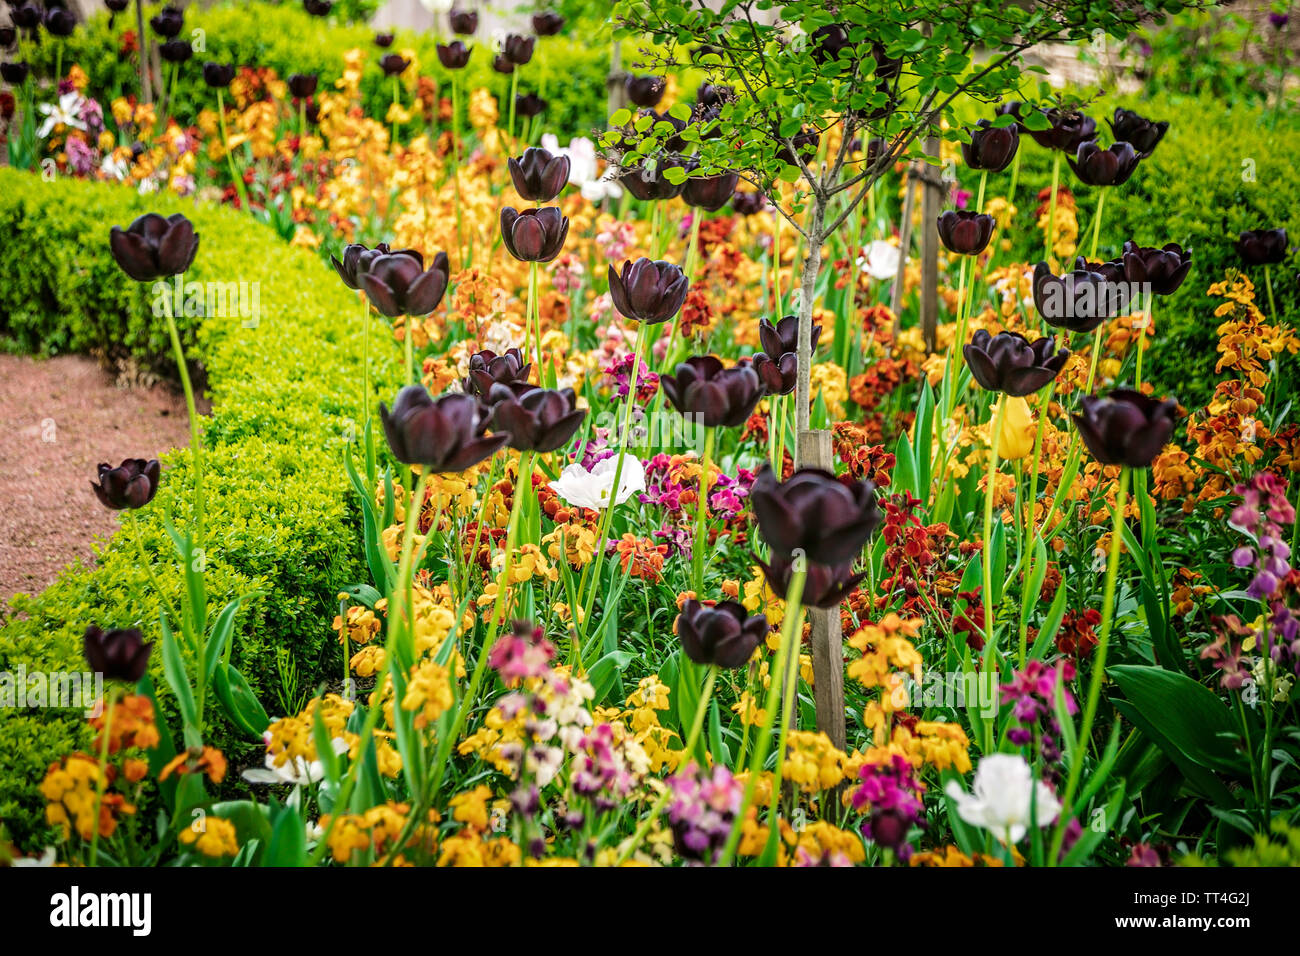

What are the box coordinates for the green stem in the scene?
[451,73,465,269]
[162,276,204,546]
[215,89,250,211]
[1264,264,1277,321]
[692,428,716,594]
[391,74,401,148]
[507,70,518,148]
[87,687,119,867]
[1044,151,1061,264]
[683,210,703,282]
[1088,189,1106,261]
[982,396,1010,650]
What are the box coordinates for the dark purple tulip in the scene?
[331,242,420,290]
[488,384,587,453]
[936,210,995,256]
[620,156,686,201]
[751,465,881,566]
[288,73,318,99]
[660,356,764,429]
[43,8,77,37]
[676,599,768,669]
[868,41,902,79]
[1068,140,1139,187]
[1121,240,1192,295]
[437,41,472,70]
[962,119,1020,172]
[503,34,534,65]
[303,0,332,15]
[84,626,153,683]
[775,126,820,166]
[11,5,41,32]
[374,32,395,48]
[625,74,666,108]
[751,352,797,396]
[996,100,1025,128]
[1027,108,1096,152]
[464,348,531,397]
[380,53,409,76]
[532,12,565,35]
[1031,261,1117,333]
[1072,389,1178,468]
[1,61,29,84]
[683,169,740,212]
[360,250,450,317]
[514,92,546,118]
[109,213,199,282]
[149,6,184,38]
[508,146,570,202]
[608,257,688,324]
[1107,108,1167,159]
[449,8,478,34]
[159,40,192,64]
[863,136,889,169]
[809,23,851,63]
[730,190,768,216]
[500,206,569,262]
[1076,253,1128,284]
[0,28,15,48]
[1269,11,1288,28]
[697,83,732,108]
[759,315,820,361]
[963,329,1070,397]
[91,459,161,510]
[1236,229,1287,267]
[105,0,131,11]
[380,386,509,471]
[492,53,514,75]
[202,62,236,89]
[757,553,864,609]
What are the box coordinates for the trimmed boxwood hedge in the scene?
[0,168,400,843]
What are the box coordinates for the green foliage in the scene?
[0,168,400,844]
[30,1,621,144]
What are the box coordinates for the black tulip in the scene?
[775,126,820,166]
[360,250,450,317]
[660,355,764,428]
[464,348,531,397]
[750,465,881,566]
[697,82,732,108]
[109,213,199,282]
[437,41,472,70]
[303,0,332,16]
[43,8,77,37]
[1121,240,1192,295]
[608,257,688,324]
[374,32,395,48]
[1236,229,1287,267]
[380,53,409,76]
[683,168,740,212]
[500,206,569,262]
[380,386,509,471]
[1027,108,1096,152]
[159,40,192,64]
[0,28,15,49]
[730,190,768,216]
[1072,389,1178,468]
[676,600,768,669]
[963,329,1070,397]
[962,118,1020,173]
[492,53,514,75]
[1108,107,1167,159]
[620,156,686,201]
[488,384,587,453]
[532,12,565,35]
[1068,140,1139,187]
[84,626,153,683]
[202,62,236,89]
[508,146,570,202]
[449,9,478,34]
[11,5,40,32]
[91,459,161,510]
[1031,261,1116,333]
[1,61,29,84]
[106,0,131,10]
[751,352,797,395]
[936,210,995,256]
[625,74,666,108]
[503,34,534,65]
[514,92,546,118]
[288,73,318,99]
[757,553,864,609]
[759,315,820,361]
[331,241,421,290]
[149,6,184,38]
[809,23,851,63]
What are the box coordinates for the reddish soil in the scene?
[0,354,191,606]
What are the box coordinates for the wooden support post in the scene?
[798,428,846,750]
[919,133,941,354]
[889,169,918,343]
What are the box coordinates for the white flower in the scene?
[12,846,56,867]
[242,735,349,786]
[541,133,623,203]
[419,0,454,13]
[857,239,902,281]
[36,92,87,139]
[549,455,645,510]
[944,753,1061,845]
[100,152,129,181]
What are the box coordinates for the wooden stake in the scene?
[798,428,846,750]
[920,133,941,353]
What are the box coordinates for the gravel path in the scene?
[0,354,191,607]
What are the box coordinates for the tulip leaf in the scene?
[914,382,935,497]
[588,650,634,704]
[159,609,200,747]
[265,803,307,867]
[203,592,261,684]
[1109,665,1246,777]
[214,662,270,739]
[892,431,917,497]
[708,699,730,767]
[136,673,180,812]
[311,705,340,787]
[1108,696,1238,808]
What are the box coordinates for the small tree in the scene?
[608,0,1198,436]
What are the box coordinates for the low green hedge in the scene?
[30,0,621,143]
[0,168,400,843]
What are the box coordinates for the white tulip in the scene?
[420,0,454,13]
[541,133,623,203]
[857,239,902,281]
[549,455,645,510]
[944,753,1061,845]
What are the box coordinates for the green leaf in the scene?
[214,663,270,739]
[159,609,199,746]
[203,592,261,683]
[1109,665,1245,775]
[265,803,307,867]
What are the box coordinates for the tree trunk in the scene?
[136,0,152,103]
[794,196,825,448]
[920,134,940,353]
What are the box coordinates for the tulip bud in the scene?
[202,62,236,89]
[43,8,77,37]
[500,206,569,263]
[360,250,450,317]
[437,41,472,70]
[992,396,1036,461]
[288,73,319,99]
[91,459,161,510]
[962,118,1020,172]
[1121,240,1192,296]
[488,384,587,453]
[1107,108,1168,159]
[508,146,570,202]
[1071,389,1179,468]
[963,329,1070,397]
[1236,229,1288,267]
[676,599,768,669]
[464,348,531,396]
[159,40,192,63]
[532,12,565,35]
[84,626,153,683]
[751,465,881,566]
[374,32,396,48]
[380,53,410,76]
[1068,140,1139,187]
[503,34,535,65]
[757,553,864,609]
[514,92,547,119]
[380,386,509,471]
[759,315,820,361]
[149,6,184,38]
[608,257,689,324]
[109,212,200,282]
[660,356,764,428]
[449,8,478,34]
[936,210,995,256]
[624,74,666,108]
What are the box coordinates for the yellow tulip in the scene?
[994,395,1036,461]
